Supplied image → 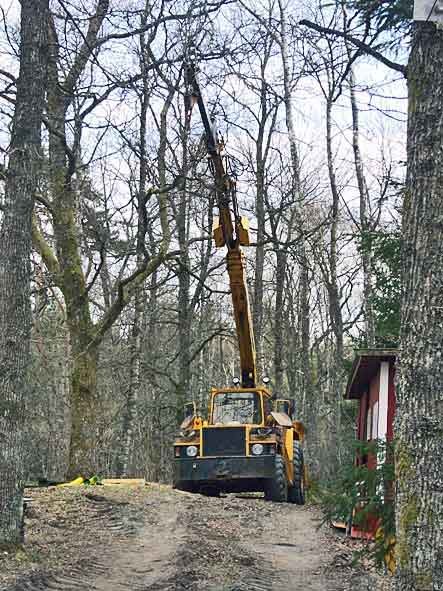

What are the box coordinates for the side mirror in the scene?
[275,399,292,417]
[281,401,290,416]
[184,401,196,419]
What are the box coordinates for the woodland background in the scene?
[0,0,405,484]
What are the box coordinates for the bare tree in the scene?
[396,22,443,591]
[0,0,48,544]
[32,1,224,476]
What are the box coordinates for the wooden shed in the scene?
[346,349,397,449]
[345,349,397,538]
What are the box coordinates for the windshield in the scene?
[212,392,262,425]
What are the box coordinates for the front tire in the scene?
[288,440,305,505]
[265,454,288,502]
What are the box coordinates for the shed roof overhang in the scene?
[345,349,397,400]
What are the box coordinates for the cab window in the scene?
[212,392,261,425]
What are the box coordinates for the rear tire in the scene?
[288,440,305,505]
[264,454,288,502]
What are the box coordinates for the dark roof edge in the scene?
[344,349,398,400]
[354,348,398,358]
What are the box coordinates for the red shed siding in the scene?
[347,353,397,540]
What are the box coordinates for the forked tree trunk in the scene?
[44,8,103,479]
[395,22,443,591]
[0,0,48,544]
[33,2,172,477]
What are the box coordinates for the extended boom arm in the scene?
[184,63,257,388]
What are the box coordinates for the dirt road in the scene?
[1,486,389,591]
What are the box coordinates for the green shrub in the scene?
[319,439,395,569]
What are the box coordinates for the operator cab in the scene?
[210,388,268,426]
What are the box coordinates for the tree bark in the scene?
[0,0,48,544]
[395,22,443,591]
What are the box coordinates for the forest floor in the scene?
[0,484,393,591]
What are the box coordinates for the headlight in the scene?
[251,443,264,456]
[186,445,198,457]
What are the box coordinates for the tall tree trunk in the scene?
[0,0,48,544]
[176,86,195,417]
[254,156,265,374]
[145,267,160,481]
[325,96,345,473]
[278,0,311,403]
[116,22,150,477]
[395,22,443,591]
[254,79,267,374]
[45,12,100,478]
[349,68,376,346]
[33,2,172,477]
[298,264,311,419]
[177,183,191,415]
[118,287,144,477]
[325,97,344,362]
[273,249,287,393]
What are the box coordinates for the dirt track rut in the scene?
[3,487,382,591]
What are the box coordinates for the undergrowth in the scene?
[315,439,395,571]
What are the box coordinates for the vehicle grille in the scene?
[202,427,246,457]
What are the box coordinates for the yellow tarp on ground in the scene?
[102,478,146,487]
[57,476,146,487]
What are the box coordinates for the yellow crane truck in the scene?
[173,63,306,503]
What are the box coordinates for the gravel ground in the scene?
[0,485,393,591]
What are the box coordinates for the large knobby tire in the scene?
[288,440,305,505]
[265,454,288,502]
